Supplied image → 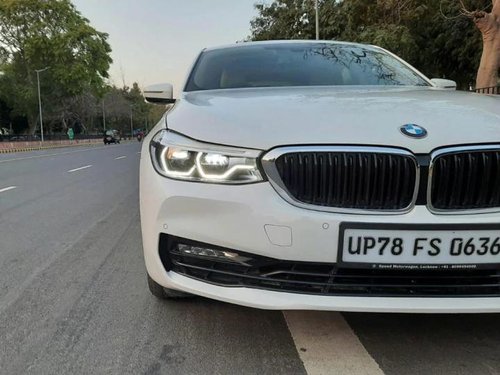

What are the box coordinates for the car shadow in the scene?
[343,312,500,375]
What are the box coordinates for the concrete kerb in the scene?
[0,141,102,154]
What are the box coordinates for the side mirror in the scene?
[144,83,176,104]
[430,78,457,90]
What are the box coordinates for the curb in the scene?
[0,142,103,154]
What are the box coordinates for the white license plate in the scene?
[339,224,500,270]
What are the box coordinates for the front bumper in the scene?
[140,147,500,312]
[167,273,500,313]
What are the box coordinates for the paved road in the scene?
[1,143,500,375]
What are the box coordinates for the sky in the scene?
[71,0,262,96]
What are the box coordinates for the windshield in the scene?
[185,43,430,91]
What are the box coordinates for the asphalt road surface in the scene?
[2,143,500,375]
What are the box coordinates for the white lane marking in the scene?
[67,165,93,173]
[136,152,141,154]
[283,311,384,375]
[0,186,17,193]
[115,156,127,160]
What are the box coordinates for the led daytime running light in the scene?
[150,129,263,184]
[195,153,254,180]
[160,147,196,177]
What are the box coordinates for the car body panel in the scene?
[167,87,500,153]
[140,142,500,312]
[140,41,500,312]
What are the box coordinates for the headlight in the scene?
[150,129,263,184]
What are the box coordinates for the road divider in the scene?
[0,143,135,164]
[0,139,103,154]
[0,186,17,194]
[68,165,93,173]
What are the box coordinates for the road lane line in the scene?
[68,165,93,173]
[283,311,384,375]
[115,156,127,160]
[0,186,17,193]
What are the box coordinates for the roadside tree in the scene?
[0,0,112,134]
[250,0,495,89]
[454,0,499,88]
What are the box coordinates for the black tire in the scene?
[147,274,192,299]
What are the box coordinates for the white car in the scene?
[140,40,500,313]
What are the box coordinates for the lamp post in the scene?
[315,0,319,40]
[35,67,49,142]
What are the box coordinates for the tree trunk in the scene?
[27,113,38,135]
[474,0,500,89]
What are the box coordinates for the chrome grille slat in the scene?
[263,144,500,215]
[429,145,500,213]
[262,146,419,214]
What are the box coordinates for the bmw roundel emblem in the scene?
[400,124,427,139]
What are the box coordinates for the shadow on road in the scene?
[344,312,500,375]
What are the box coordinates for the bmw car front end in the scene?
[140,41,500,313]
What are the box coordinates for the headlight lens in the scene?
[150,129,263,184]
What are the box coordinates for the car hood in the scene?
[167,86,500,153]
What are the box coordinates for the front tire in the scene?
[147,274,192,299]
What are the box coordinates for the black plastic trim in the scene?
[159,233,500,298]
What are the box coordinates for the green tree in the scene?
[251,0,317,40]
[125,82,150,133]
[250,0,492,89]
[99,83,159,136]
[0,0,112,133]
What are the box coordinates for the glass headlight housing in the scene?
[150,129,263,184]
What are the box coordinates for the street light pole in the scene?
[35,67,49,143]
[315,0,319,40]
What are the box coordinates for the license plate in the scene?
[338,223,500,270]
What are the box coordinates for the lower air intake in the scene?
[161,235,500,297]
